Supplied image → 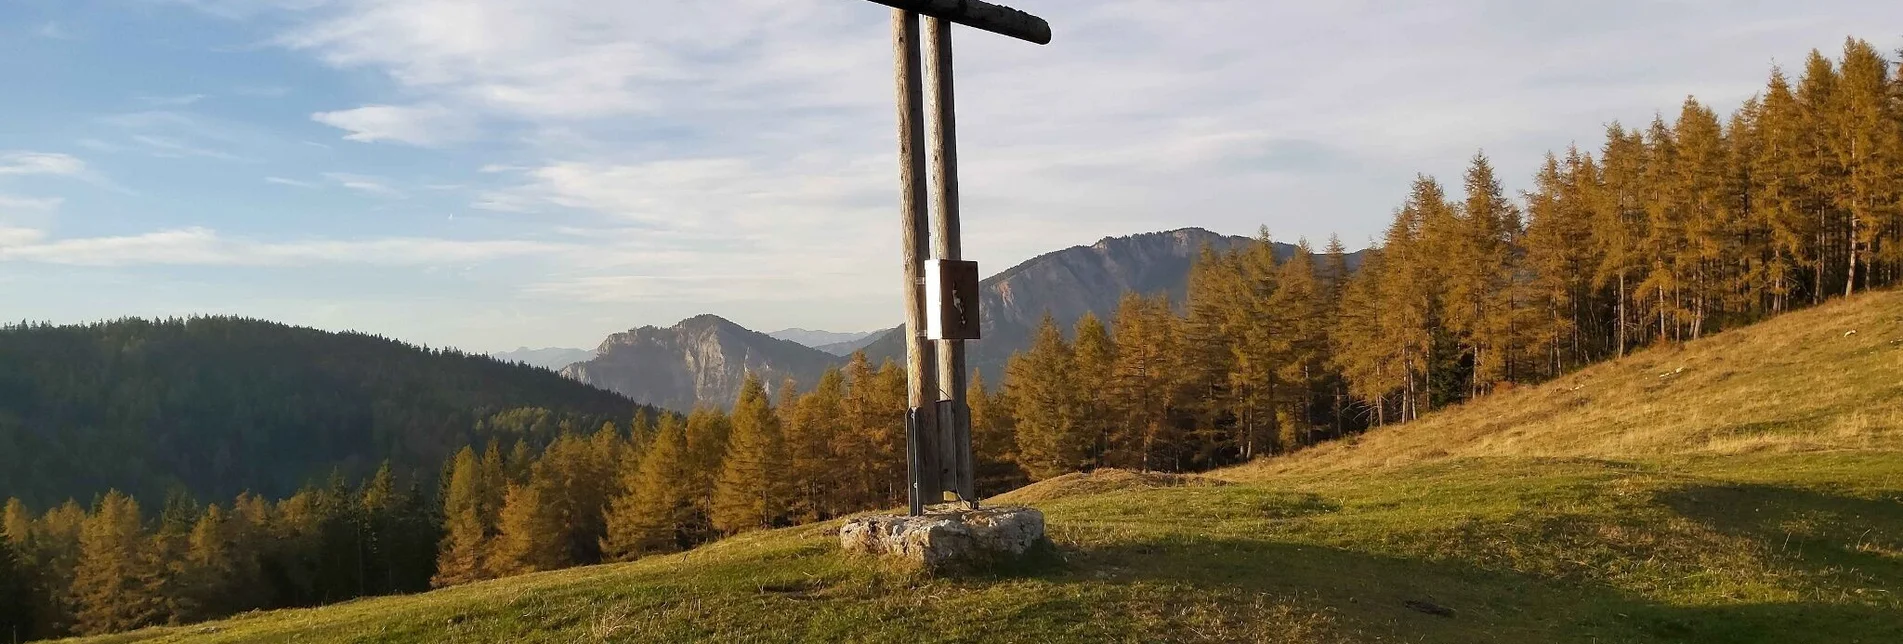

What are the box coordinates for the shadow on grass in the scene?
[1660,482,1903,586]
[999,482,1903,644]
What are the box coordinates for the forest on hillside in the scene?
[0,316,652,508]
[3,37,1902,642]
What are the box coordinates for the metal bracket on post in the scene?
[905,406,924,516]
[937,399,977,509]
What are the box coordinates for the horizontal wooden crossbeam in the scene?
[863,0,1051,45]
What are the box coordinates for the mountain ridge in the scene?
[561,314,838,412]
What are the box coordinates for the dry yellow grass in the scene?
[1230,289,1903,480]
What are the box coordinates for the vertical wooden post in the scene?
[926,16,976,508]
[894,8,939,516]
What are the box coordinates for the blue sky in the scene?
[3,1,1900,352]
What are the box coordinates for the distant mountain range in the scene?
[766,328,880,350]
[562,228,1365,411]
[490,346,596,370]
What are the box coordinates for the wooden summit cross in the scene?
[857,0,1050,516]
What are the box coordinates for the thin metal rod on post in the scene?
[894,8,939,517]
[926,16,976,509]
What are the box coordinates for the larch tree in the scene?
[1007,314,1087,480]
[1267,241,1328,450]
[968,371,1026,494]
[602,413,695,559]
[1796,50,1844,301]
[1109,292,1178,469]
[1831,38,1900,295]
[431,447,489,588]
[70,491,165,636]
[784,368,845,522]
[486,473,569,577]
[1070,312,1117,467]
[711,374,790,534]
[1755,68,1816,312]
[1594,123,1650,357]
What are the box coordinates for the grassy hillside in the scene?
[71,291,1903,643]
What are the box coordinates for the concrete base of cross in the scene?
[838,506,1046,571]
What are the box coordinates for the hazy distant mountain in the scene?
[766,328,879,349]
[814,333,885,356]
[860,228,1366,381]
[564,227,1362,411]
[490,346,595,371]
[562,315,838,412]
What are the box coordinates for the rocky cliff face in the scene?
[861,228,1362,380]
[561,315,836,412]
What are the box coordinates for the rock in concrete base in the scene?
[839,506,1046,571]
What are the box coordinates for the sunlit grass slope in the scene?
[73,291,1903,644]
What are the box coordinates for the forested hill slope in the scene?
[77,289,1903,644]
[860,227,1364,380]
[0,317,651,508]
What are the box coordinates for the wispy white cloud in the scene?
[130,134,244,161]
[321,172,403,197]
[265,176,318,188]
[0,227,570,266]
[311,104,470,146]
[0,151,87,177]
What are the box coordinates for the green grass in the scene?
[70,291,1903,643]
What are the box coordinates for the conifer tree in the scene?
[0,529,31,641]
[431,447,488,587]
[1594,123,1650,356]
[1268,241,1329,450]
[1831,38,1900,295]
[784,368,845,522]
[486,476,568,577]
[1796,50,1845,301]
[2,498,41,639]
[1449,152,1524,392]
[1755,68,1815,312]
[681,405,732,536]
[177,504,238,622]
[1331,249,1397,425]
[1179,245,1243,464]
[1007,314,1088,480]
[711,374,790,534]
[70,491,165,635]
[1070,312,1117,467]
[968,371,1026,493]
[1109,293,1177,469]
[601,414,695,559]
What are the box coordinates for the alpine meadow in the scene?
[2,8,1902,644]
